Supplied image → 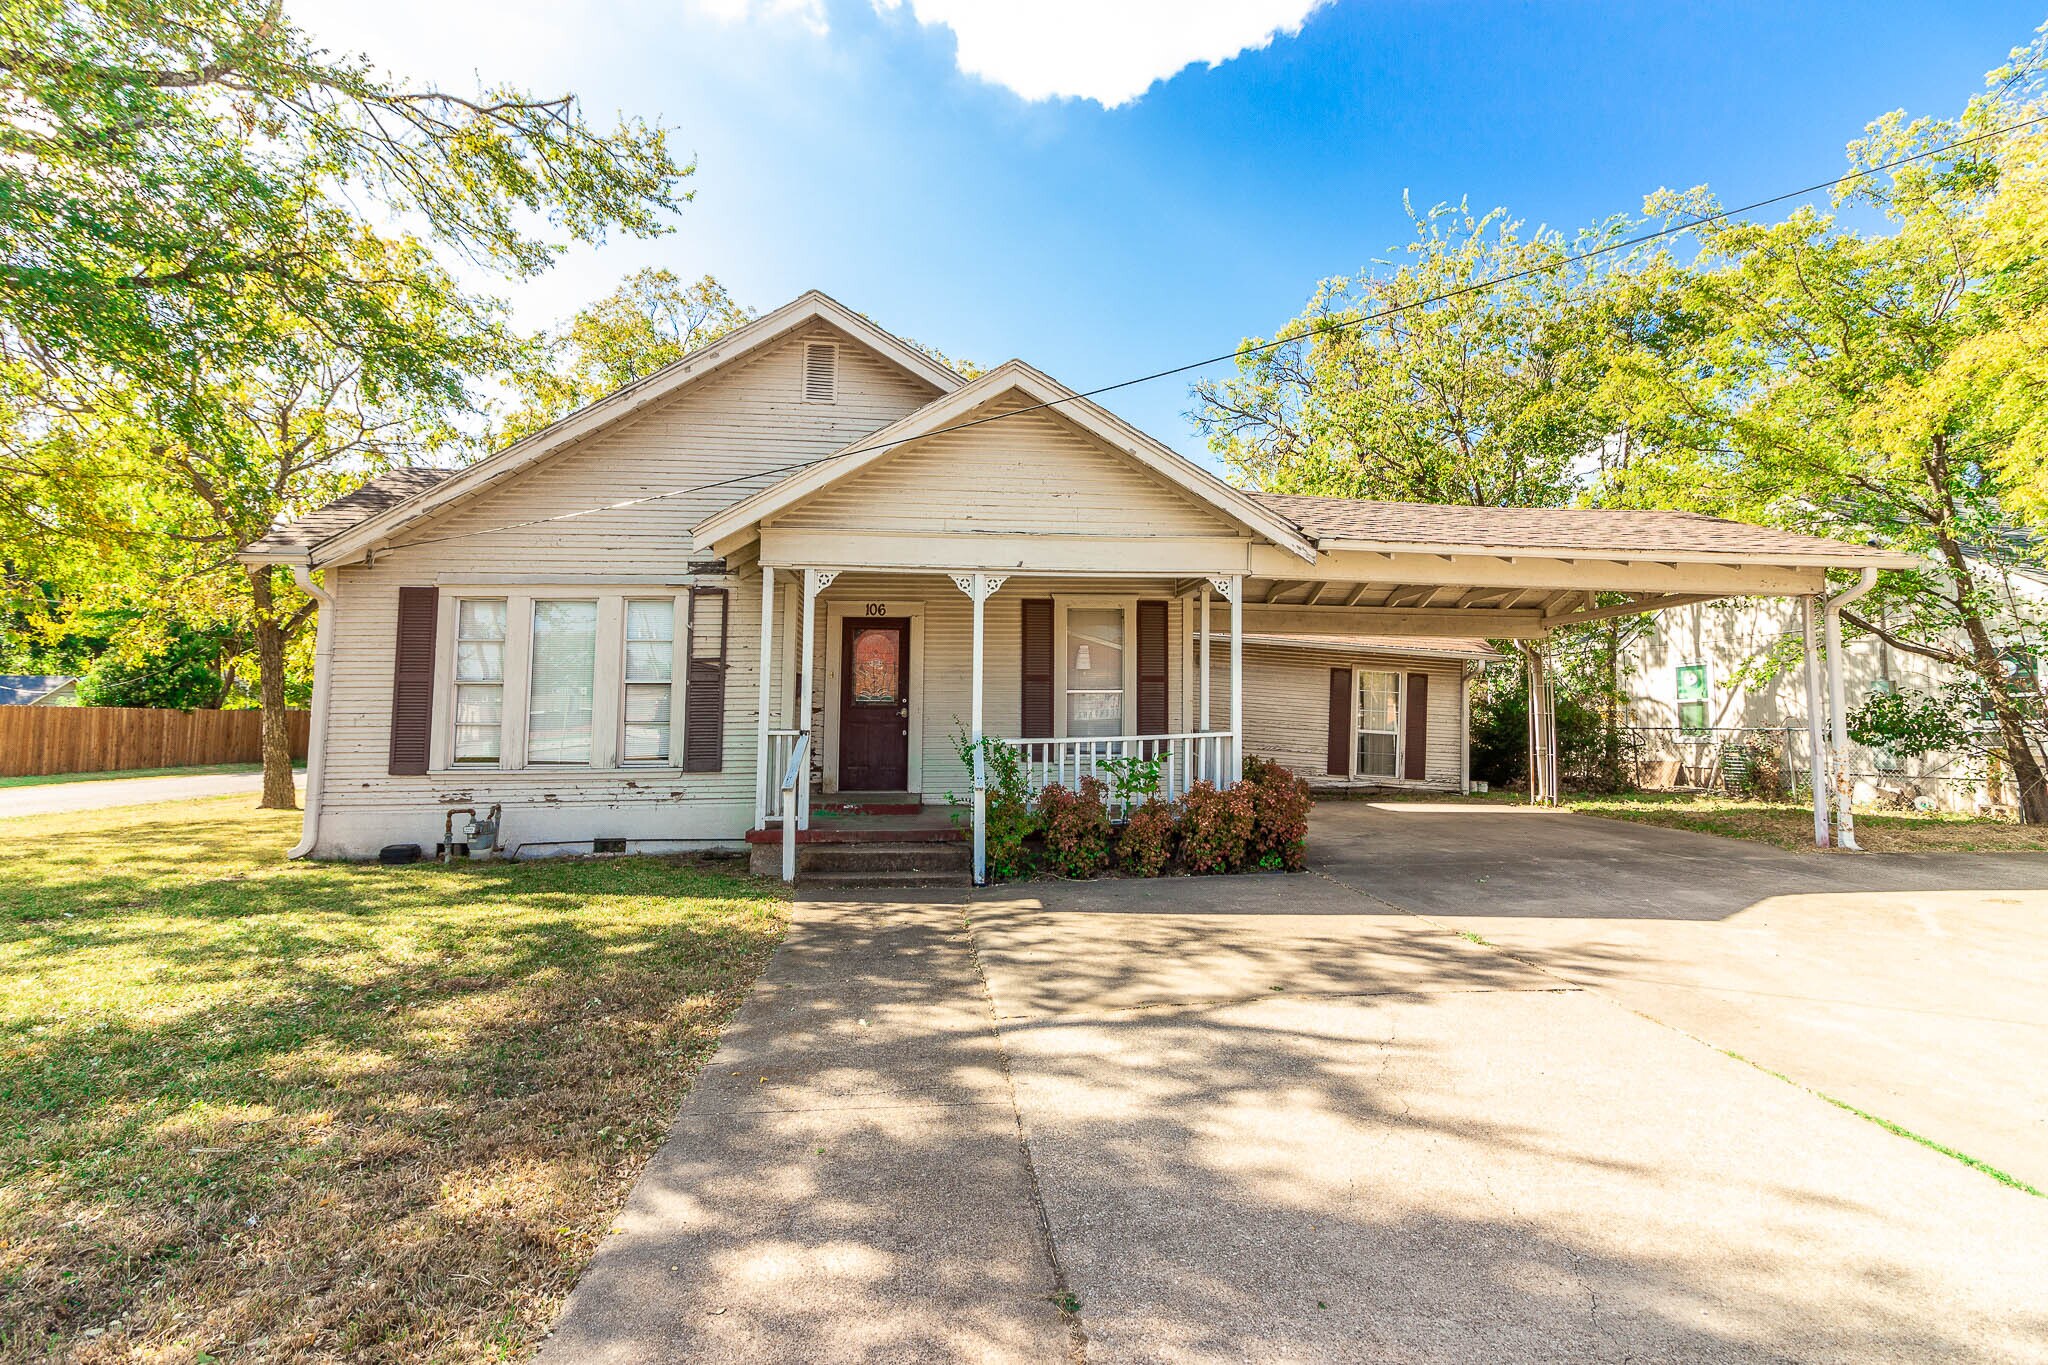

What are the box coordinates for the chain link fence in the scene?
[1623,724,2008,813]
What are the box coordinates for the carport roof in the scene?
[1252,493,1916,568]
[1243,633,1500,661]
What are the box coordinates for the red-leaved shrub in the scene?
[1117,797,1177,877]
[1037,777,1113,878]
[1176,780,1254,874]
[1242,754,1313,870]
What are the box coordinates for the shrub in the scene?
[1242,755,1313,870]
[1038,777,1114,878]
[1100,751,1167,807]
[950,726,1036,879]
[1117,797,1177,876]
[1177,780,1254,874]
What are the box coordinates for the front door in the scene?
[839,617,910,791]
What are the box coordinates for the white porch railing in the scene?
[764,728,804,825]
[1003,731,1236,814]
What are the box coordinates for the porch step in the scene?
[748,837,972,886]
[816,791,924,816]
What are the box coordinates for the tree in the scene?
[1599,35,2048,819]
[1,1,693,809]
[1191,200,1639,507]
[502,270,752,440]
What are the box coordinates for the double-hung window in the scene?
[623,599,676,763]
[1064,605,1127,738]
[452,599,507,764]
[527,600,599,764]
[1356,669,1401,777]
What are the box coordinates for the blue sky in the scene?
[294,0,2042,464]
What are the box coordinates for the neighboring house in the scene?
[0,676,79,706]
[1624,568,2048,809]
[240,291,1904,876]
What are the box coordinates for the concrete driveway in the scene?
[1309,800,2048,1191]
[543,813,2048,1363]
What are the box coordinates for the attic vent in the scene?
[803,342,836,403]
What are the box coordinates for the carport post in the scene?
[1824,568,1880,852]
[1802,596,1829,847]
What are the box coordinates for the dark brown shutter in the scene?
[683,587,729,772]
[1136,600,1168,737]
[388,586,438,775]
[1021,598,1054,738]
[1403,671,1429,780]
[1327,667,1351,777]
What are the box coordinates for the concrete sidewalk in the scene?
[536,893,1070,1364]
[0,769,299,819]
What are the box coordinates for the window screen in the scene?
[1065,606,1125,738]
[452,599,506,763]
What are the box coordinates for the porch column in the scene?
[954,573,1006,885]
[1214,575,1242,787]
[796,568,835,834]
[755,565,776,830]
[1199,583,1212,735]
[1801,595,1829,847]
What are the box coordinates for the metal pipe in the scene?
[287,565,334,860]
[1801,596,1829,847]
[1823,568,1880,850]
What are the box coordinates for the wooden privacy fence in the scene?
[0,706,309,778]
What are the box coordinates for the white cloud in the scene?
[871,0,1331,107]
[692,0,830,37]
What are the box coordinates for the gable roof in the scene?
[238,291,964,566]
[692,360,1319,561]
[0,675,77,705]
[1255,493,1915,568]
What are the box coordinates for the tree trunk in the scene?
[1951,599,2048,823]
[247,564,298,810]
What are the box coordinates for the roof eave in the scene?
[1314,538,1917,571]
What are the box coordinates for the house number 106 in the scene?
[864,602,888,616]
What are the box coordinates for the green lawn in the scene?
[0,798,788,1361]
[1405,789,2048,853]
[0,761,302,790]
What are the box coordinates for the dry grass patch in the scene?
[0,797,788,1362]
[1414,790,2048,853]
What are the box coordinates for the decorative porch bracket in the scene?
[953,572,1007,885]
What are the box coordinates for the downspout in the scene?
[288,564,334,860]
[1823,568,1880,851]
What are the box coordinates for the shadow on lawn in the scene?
[0,805,787,1362]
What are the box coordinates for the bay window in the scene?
[1356,669,1400,778]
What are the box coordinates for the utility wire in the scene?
[349,110,2048,559]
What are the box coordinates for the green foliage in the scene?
[1721,735,1790,802]
[951,727,1035,880]
[1116,798,1177,877]
[1099,751,1167,807]
[503,270,752,440]
[1470,663,1631,794]
[1848,687,1971,758]
[1176,780,1254,875]
[1193,199,1641,507]
[1037,778,1114,879]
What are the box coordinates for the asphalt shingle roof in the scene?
[1250,492,1903,564]
[241,467,457,557]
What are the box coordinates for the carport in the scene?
[1220,496,1915,847]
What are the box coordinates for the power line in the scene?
[357,110,2048,559]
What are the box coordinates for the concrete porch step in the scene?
[749,835,972,885]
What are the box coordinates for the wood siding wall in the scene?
[0,706,309,777]
[770,392,1240,539]
[1217,643,1467,789]
[310,324,942,856]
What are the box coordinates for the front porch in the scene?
[752,566,1250,883]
